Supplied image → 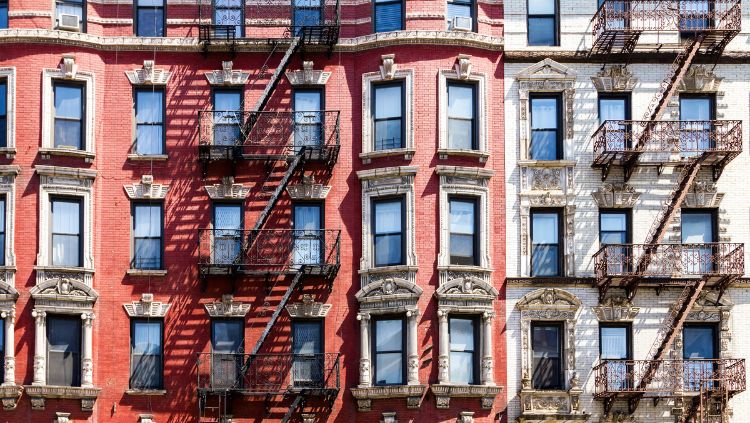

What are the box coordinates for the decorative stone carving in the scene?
[380,54,396,80]
[205,176,250,200]
[139,414,156,423]
[678,66,723,92]
[600,411,636,423]
[355,278,422,311]
[204,294,251,317]
[0,385,22,410]
[593,296,640,321]
[24,385,101,412]
[458,411,475,423]
[286,294,331,318]
[438,63,489,161]
[361,67,414,162]
[681,181,723,208]
[431,384,502,409]
[350,385,427,412]
[300,414,315,423]
[381,411,397,423]
[124,175,169,200]
[675,292,733,359]
[287,183,331,200]
[54,412,71,423]
[454,54,472,79]
[205,61,250,86]
[286,61,332,86]
[591,66,638,92]
[126,60,171,85]
[519,163,575,195]
[60,55,77,79]
[124,293,171,318]
[592,183,640,208]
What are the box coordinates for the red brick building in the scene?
[0,0,504,421]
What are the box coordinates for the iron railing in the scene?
[594,243,744,279]
[592,120,742,165]
[197,0,340,43]
[197,353,341,394]
[198,229,341,272]
[198,110,340,157]
[594,359,746,397]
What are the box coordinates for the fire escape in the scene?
[195,2,341,421]
[590,0,746,419]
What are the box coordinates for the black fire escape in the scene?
[195,2,341,421]
[590,1,745,420]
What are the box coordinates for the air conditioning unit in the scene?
[452,16,473,32]
[57,14,81,32]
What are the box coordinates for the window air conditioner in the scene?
[57,14,81,32]
[452,16,473,32]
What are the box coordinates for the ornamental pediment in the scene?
[204,294,250,317]
[356,277,422,302]
[205,61,250,86]
[286,61,331,85]
[31,277,98,302]
[286,294,331,318]
[517,288,580,310]
[126,60,171,85]
[516,58,577,81]
[436,277,497,300]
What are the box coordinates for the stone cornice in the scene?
[505,49,750,63]
[435,165,494,178]
[35,165,97,180]
[0,166,20,176]
[357,166,419,180]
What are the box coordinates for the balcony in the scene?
[198,229,341,279]
[594,359,745,398]
[196,353,340,396]
[593,243,744,286]
[198,110,340,165]
[591,0,742,54]
[592,120,741,179]
[197,0,340,45]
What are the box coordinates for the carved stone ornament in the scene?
[125,60,171,85]
[138,415,156,423]
[435,277,498,309]
[591,66,638,92]
[0,385,22,410]
[431,384,502,410]
[286,61,332,86]
[205,61,250,86]
[381,412,397,423]
[286,294,332,318]
[454,54,472,80]
[124,293,171,318]
[286,183,331,200]
[599,411,636,423]
[300,414,315,423]
[205,176,250,200]
[30,277,98,303]
[59,55,77,79]
[458,411,475,423]
[592,183,640,208]
[679,65,723,92]
[204,294,251,317]
[355,277,422,311]
[380,54,396,80]
[350,385,427,412]
[593,297,640,321]
[24,385,101,412]
[124,175,169,200]
[54,412,71,423]
[682,181,723,208]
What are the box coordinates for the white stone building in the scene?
[504,0,750,421]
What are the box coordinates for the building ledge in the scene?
[431,384,503,409]
[125,389,167,396]
[518,159,577,168]
[359,148,415,164]
[126,269,168,277]
[358,265,419,276]
[24,385,101,411]
[350,384,426,412]
[0,148,16,159]
[127,154,168,162]
[437,148,490,162]
[39,147,95,163]
[0,384,23,410]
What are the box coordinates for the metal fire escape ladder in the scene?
[281,394,306,423]
[253,37,302,115]
[253,154,303,232]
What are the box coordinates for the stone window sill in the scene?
[24,385,101,411]
[34,265,94,274]
[517,159,576,168]
[127,269,168,277]
[437,265,492,274]
[438,148,489,162]
[125,389,167,396]
[350,384,426,412]
[39,147,95,163]
[358,265,418,276]
[431,384,502,409]
[359,148,415,164]
[127,154,168,161]
[0,384,23,410]
[0,148,16,159]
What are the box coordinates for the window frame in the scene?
[210,318,245,353]
[371,80,406,152]
[598,322,632,359]
[448,315,480,385]
[682,322,719,359]
[527,0,559,46]
[446,80,479,150]
[530,208,564,277]
[529,93,563,161]
[0,0,7,29]
[599,209,632,245]
[0,79,5,148]
[50,195,84,268]
[447,0,477,31]
[213,0,245,38]
[372,0,405,33]
[597,92,632,123]
[52,80,86,151]
[133,87,166,156]
[531,321,564,390]
[0,194,6,267]
[46,314,83,387]
[680,208,718,243]
[55,0,87,32]
[130,318,164,390]
[371,315,407,386]
[134,0,166,37]
[679,93,716,120]
[131,201,164,270]
[448,196,480,266]
[372,196,406,267]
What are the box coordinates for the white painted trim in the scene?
[0,68,16,157]
[361,68,415,163]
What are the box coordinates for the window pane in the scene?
[680,98,711,121]
[214,91,241,111]
[374,201,402,234]
[450,318,474,351]
[528,0,555,15]
[134,239,160,269]
[48,316,81,387]
[55,85,83,119]
[374,2,402,32]
[0,83,5,116]
[294,205,321,231]
[532,245,558,276]
[532,213,558,244]
[54,120,82,149]
[0,3,7,29]
[528,18,556,46]
[599,98,627,123]
[601,326,628,359]
[375,352,402,384]
[450,200,475,235]
[448,84,474,119]
[374,85,402,119]
[450,351,474,384]
[374,119,402,150]
[448,119,472,149]
[294,91,321,113]
[214,204,242,233]
[450,233,474,259]
[136,91,163,123]
[137,8,164,37]
[530,130,557,160]
[136,125,163,155]
[0,117,5,148]
[133,321,162,354]
[531,98,557,129]
[601,214,627,232]
[134,205,161,237]
[292,322,321,354]
[601,232,626,244]
[375,319,402,351]
[56,3,83,26]
[375,234,402,266]
[212,320,243,353]
[53,234,80,267]
[447,3,472,29]
[532,324,561,389]
[681,213,713,243]
[131,354,160,388]
[683,326,715,359]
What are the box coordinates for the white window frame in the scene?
[0,68,16,158]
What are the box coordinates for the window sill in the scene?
[0,148,16,159]
[127,154,168,162]
[24,385,101,411]
[431,384,503,409]
[358,265,419,276]
[127,269,167,277]
[438,148,489,162]
[517,159,576,168]
[39,147,95,163]
[437,264,492,273]
[0,384,23,410]
[350,384,426,412]
[34,265,94,274]
[359,148,415,164]
[125,389,166,396]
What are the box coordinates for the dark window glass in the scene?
[679,95,714,154]
[600,210,630,274]
[530,95,561,160]
[292,320,323,386]
[56,0,85,32]
[599,94,631,150]
[212,90,242,146]
[373,198,404,267]
[0,81,6,148]
[211,319,243,389]
[374,0,403,32]
[47,315,81,387]
[449,198,478,266]
[134,89,164,155]
[51,197,82,267]
[0,0,7,29]
[136,0,164,36]
[0,319,3,382]
[0,196,5,267]
[683,324,717,391]
[293,89,323,150]
[449,317,478,384]
[679,0,712,33]
[681,210,716,274]
[213,203,242,265]
[447,0,474,30]
[53,82,84,149]
[373,317,404,385]
[600,324,631,390]
[532,322,562,390]
[447,82,477,150]
[293,203,322,265]
[528,0,557,45]
[373,82,404,150]
[293,0,322,35]
[214,0,243,38]
[132,203,163,270]
[531,210,561,276]
[130,320,163,389]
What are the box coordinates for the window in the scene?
[531,322,562,390]
[683,324,717,390]
[373,0,403,32]
[599,94,631,150]
[0,1,6,31]
[132,203,163,270]
[214,0,244,38]
[447,82,477,150]
[373,82,404,151]
[531,210,562,277]
[447,0,474,31]
[0,80,5,147]
[0,318,3,382]
[47,315,82,387]
[293,203,322,265]
[681,209,716,274]
[212,89,242,146]
[530,94,561,160]
[679,94,715,154]
[130,320,163,389]
[211,319,243,389]
[293,89,323,150]
[291,320,323,386]
[449,197,478,266]
[293,0,322,35]
[213,203,242,265]
[51,197,82,268]
[56,0,85,32]
[527,0,557,46]
[679,0,712,34]
[600,324,631,390]
[53,82,85,150]
[449,317,478,384]
[373,317,405,385]
[134,88,165,155]
[0,195,5,267]
[135,0,165,36]
[373,198,404,267]
[600,210,631,274]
